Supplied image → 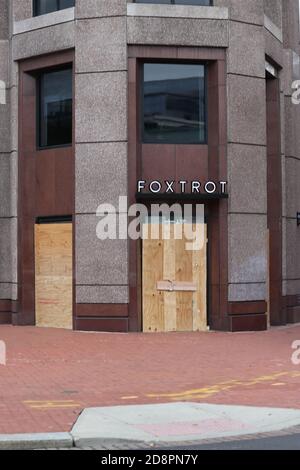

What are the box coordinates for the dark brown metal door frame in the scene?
[128,46,228,332]
[16,50,75,327]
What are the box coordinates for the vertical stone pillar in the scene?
[74,1,129,330]
[0,0,15,310]
[215,0,268,329]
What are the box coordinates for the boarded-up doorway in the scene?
[142,222,207,332]
[35,223,73,329]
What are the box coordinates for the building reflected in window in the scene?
[143,63,206,144]
[38,67,72,148]
[33,0,75,17]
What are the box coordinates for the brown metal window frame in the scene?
[128,45,228,332]
[17,50,75,328]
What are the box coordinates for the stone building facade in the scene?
[0,0,299,332]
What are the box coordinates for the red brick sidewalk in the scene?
[0,325,300,434]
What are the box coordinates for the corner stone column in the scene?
[74,0,129,331]
[217,0,268,330]
[0,0,17,322]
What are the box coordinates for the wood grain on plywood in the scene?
[142,224,164,332]
[176,225,193,332]
[193,224,207,331]
[163,226,176,332]
[35,223,72,330]
[143,222,207,333]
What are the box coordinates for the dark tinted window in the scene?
[33,0,75,16]
[135,1,211,5]
[38,68,72,148]
[143,63,206,144]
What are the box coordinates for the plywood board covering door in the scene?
[35,223,73,329]
[142,223,207,332]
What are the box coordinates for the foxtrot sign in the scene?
[137,180,228,195]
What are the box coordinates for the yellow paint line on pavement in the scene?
[121,396,139,400]
[146,370,299,401]
[24,400,82,409]
[290,371,300,377]
[29,404,81,409]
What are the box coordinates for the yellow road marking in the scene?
[23,371,300,409]
[145,370,299,401]
[29,404,81,409]
[121,396,139,400]
[24,400,81,410]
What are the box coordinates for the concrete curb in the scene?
[0,426,300,450]
[0,433,73,450]
[71,430,300,450]
[73,437,149,449]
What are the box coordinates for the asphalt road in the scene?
[162,433,300,450]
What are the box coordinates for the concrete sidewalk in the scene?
[2,403,300,449]
[0,324,300,435]
[71,403,300,448]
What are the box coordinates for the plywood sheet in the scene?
[163,228,176,332]
[176,226,193,332]
[157,281,197,292]
[35,223,73,329]
[193,224,207,331]
[142,222,207,333]
[142,224,164,332]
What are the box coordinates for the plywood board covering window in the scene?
[35,223,73,329]
[142,223,207,332]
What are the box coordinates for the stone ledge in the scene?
[264,14,283,43]
[13,7,75,35]
[127,3,228,20]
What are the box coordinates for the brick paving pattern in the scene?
[0,325,300,434]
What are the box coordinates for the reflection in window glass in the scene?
[59,0,75,10]
[39,68,72,148]
[143,63,206,144]
[34,0,75,16]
